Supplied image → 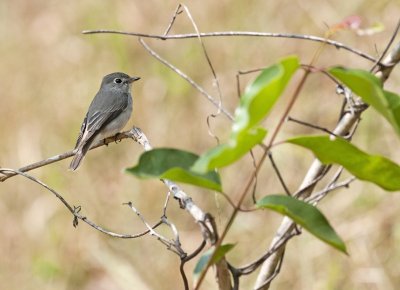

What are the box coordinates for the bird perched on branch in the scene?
[69,72,140,170]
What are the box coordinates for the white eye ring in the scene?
[114,78,122,84]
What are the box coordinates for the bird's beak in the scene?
[126,76,141,84]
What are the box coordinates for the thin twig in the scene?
[238,67,268,75]
[82,30,378,63]
[178,4,222,145]
[234,229,298,276]
[307,177,356,204]
[125,202,186,256]
[180,4,224,111]
[268,152,291,196]
[162,191,171,218]
[0,168,160,238]
[138,38,234,121]
[163,4,183,36]
[218,191,258,212]
[300,64,341,85]
[164,4,225,145]
[250,150,259,203]
[128,127,219,248]
[0,131,136,182]
[235,73,242,99]
[180,239,207,290]
[293,165,331,198]
[328,167,344,186]
[162,216,184,256]
[370,19,400,73]
[287,116,339,137]
[1,127,218,244]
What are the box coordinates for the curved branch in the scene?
[180,239,207,290]
[0,168,160,238]
[138,38,234,121]
[82,30,378,63]
[0,126,219,241]
[0,127,219,241]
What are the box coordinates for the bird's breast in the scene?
[93,95,133,143]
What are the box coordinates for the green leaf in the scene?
[192,127,267,173]
[193,244,235,282]
[330,67,400,136]
[126,148,221,191]
[193,56,300,173]
[235,55,300,133]
[288,135,400,191]
[257,195,347,253]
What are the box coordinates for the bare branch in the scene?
[1,123,225,289]
[125,202,186,256]
[307,177,356,204]
[179,4,223,106]
[0,131,136,182]
[177,3,225,145]
[0,126,219,245]
[370,19,400,73]
[180,240,207,290]
[138,38,234,121]
[162,190,172,218]
[127,126,232,289]
[163,4,183,36]
[233,229,299,276]
[268,152,291,196]
[82,30,378,63]
[0,168,160,238]
[121,127,219,243]
[287,116,339,137]
[250,150,259,203]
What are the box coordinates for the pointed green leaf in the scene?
[192,127,267,173]
[330,67,400,135]
[288,135,400,191]
[126,148,221,191]
[257,195,347,253]
[234,55,300,134]
[193,56,299,173]
[193,244,235,282]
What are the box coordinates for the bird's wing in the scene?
[74,115,88,149]
[74,92,128,149]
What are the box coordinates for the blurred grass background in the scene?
[0,1,400,289]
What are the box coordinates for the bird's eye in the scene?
[114,78,122,84]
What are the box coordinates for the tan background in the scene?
[1,1,400,289]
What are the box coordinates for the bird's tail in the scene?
[69,144,90,171]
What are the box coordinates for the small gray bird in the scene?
[69,72,140,170]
